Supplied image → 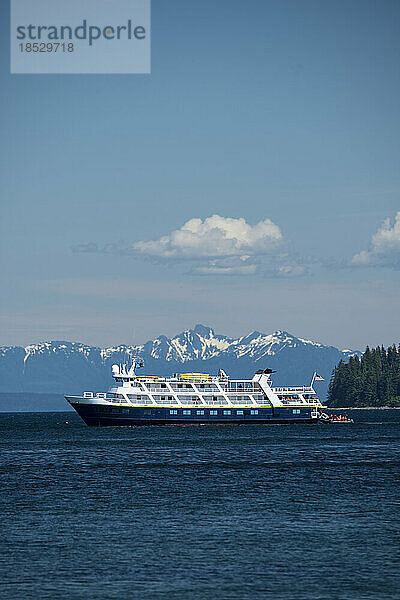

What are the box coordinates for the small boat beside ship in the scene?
[319,412,354,424]
[65,361,330,427]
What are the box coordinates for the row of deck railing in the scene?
[143,390,258,394]
[82,390,320,406]
[273,386,314,392]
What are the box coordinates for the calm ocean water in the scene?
[0,409,399,600]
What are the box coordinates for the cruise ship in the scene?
[65,361,326,426]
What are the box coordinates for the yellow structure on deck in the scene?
[178,373,211,381]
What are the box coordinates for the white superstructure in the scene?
[66,363,324,411]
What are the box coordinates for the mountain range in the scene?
[0,325,360,405]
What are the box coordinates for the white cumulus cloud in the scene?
[352,212,400,268]
[73,215,307,278]
[132,215,283,260]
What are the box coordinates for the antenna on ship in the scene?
[126,327,143,376]
[130,328,136,373]
[128,358,144,376]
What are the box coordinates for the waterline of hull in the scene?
[69,402,318,427]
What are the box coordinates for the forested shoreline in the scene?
[328,345,400,407]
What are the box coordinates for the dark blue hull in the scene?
[69,403,318,426]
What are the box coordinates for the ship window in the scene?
[229,395,253,405]
[250,410,259,415]
[293,409,301,414]
[177,395,203,404]
[210,410,218,415]
[203,396,228,405]
[127,394,152,404]
[153,395,178,405]
[161,383,166,389]
[183,410,191,415]
[223,410,231,415]
[169,409,178,414]
[178,384,183,389]
[196,410,205,415]
[236,410,243,415]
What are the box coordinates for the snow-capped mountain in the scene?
[101,325,345,362]
[0,325,360,402]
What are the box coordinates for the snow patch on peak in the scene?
[298,337,324,348]
[341,348,362,358]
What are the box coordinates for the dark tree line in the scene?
[328,344,400,407]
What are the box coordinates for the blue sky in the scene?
[1,0,399,349]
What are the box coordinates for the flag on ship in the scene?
[314,373,325,381]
